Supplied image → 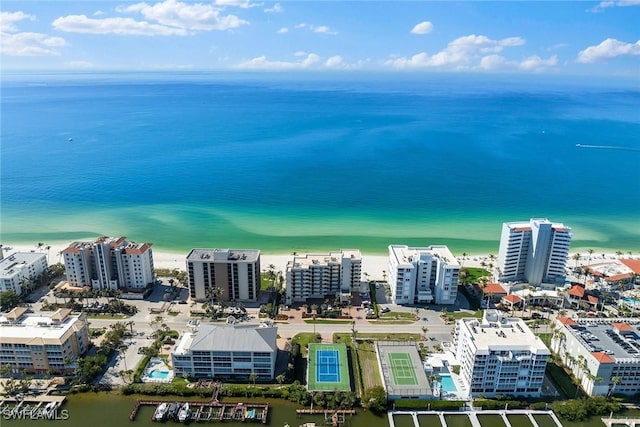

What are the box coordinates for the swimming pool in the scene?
[622,297,639,308]
[439,374,458,393]
[148,369,170,380]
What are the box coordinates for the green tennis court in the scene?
[307,343,351,391]
[388,352,418,386]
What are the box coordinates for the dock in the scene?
[130,398,268,423]
[295,409,356,415]
[601,417,640,427]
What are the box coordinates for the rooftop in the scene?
[389,245,459,267]
[563,318,640,361]
[187,248,260,263]
[173,323,277,355]
[0,308,84,343]
[289,250,361,269]
[458,310,549,355]
[0,252,46,278]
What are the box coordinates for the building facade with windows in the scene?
[171,324,278,380]
[388,245,460,305]
[62,236,155,290]
[551,317,640,396]
[0,308,89,374]
[497,218,572,287]
[454,310,550,397]
[187,249,260,302]
[0,252,48,296]
[284,250,362,304]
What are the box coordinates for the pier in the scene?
[601,417,640,427]
[387,409,564,427]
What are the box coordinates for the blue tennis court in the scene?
[315,349,340,383]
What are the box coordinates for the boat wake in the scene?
[575,144,640,152]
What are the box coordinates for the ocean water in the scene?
[1,72,639,254]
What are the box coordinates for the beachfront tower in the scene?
[62,236,155,291]
[186,249,261,302]
[388,245,460,305]
[284,250,362,304]
[497,218,572,287]
[454,310,550,397]
[0,252,48,296]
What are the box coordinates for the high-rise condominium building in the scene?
[187,249,260,302]
[62,236,155,290]
[0,252,48,296]
[454,310,550,397]
[388,245,460,305]
[497,218,571,286]
[0,307,90,374]
[284,250,362,304]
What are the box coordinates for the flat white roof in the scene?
[0,252,46,278]
[187,249,260,263]
[0,311,82,342]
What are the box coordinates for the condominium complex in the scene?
[171,323,278,380]
[62,236,155,290]
[284,250,362,304]
[0,308,90,374]
[388,245,460,305]
[0,252,48,296]
[497,218,571,286]
[551,317,640,396]
[454,310,550,397]
[186,249,260,302]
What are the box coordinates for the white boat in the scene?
[153,402,168,421]
[42,401,57,417]
[177,402,190,422]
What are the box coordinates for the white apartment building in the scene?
[171,323,278,380]
[0,252,48,296]
[0,307,90,374]
[187,249,260,302]
[285,250,362,304]
[497,218,571,287]
[551,317,640,396]
[62,236,155,290]
[454,310,550,397]
[388,245,460,305]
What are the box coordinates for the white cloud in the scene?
[264,3,283,13]
[1,31,66,56]
[276,27,288,34]
[0,11,34,32]
[93,10,105,16]
[53,15,188,36]
[1,11,67,56]
[590,0,640,12]
[294,22,338,35]
[119,0,248,32]
[236,53,320,70]
[577,38,640,63]
[478,54,558,72]
[387,34,526,69]
[213,0,258,9]
[410,21,433,35]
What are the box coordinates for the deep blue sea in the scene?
[1,72,639,254]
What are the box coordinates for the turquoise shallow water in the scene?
[1,72,639,254]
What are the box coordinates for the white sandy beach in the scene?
[2,241,635,282]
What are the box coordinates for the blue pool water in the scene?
[148,369,170,379]
[439,374,458,393]
[622,297,640,308]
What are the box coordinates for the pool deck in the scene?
[388,409,563,427]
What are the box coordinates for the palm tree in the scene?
[275,374,285,386]
[350,321,358,351]
[609,376,621,397]
[615,250,623,259]
[587,248,594,264]
[421,326,429,340]
[249,372,258,386]
[572,253,581,270]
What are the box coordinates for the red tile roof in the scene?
[568,285,585,298]
[556,317,577,326]
[503,294,522,303]
[591,352,615,363]
[514,227,531,232]
[587,295,599,304]
[613,322,633,332]
[620,258,640,274]
[483,283,507,294]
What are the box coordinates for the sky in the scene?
[1,0,640,76]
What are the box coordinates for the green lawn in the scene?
[260,273,275,290]
[547,361,581,399]
[379,311,417,320]
[368,320,414,325]
[355,332,422,341]
[291,332,322,353]
[304,319,354,324]
[355,340,383,390]
[445,309,483,320]
[461,267,491,283]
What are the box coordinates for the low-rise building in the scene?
[187,249,261,302]
[388,245,460,305]
[454,310,550,397]
[171,323,278,380]
[551,317,640,396]
[0,252,48,296]
[0,307,89,374]
[285,250,361,304]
